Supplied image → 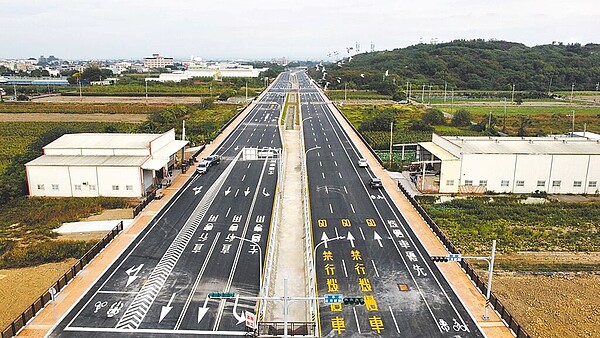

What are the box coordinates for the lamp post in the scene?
[145,79,148,102]
[232,235,263,295]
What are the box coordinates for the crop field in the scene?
[325,90,391,100]
[0,102,169,114]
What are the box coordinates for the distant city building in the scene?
[146,60,267,82]
[271,57,288,66]
[143,53,174,69]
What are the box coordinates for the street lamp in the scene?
[232,235,263,295]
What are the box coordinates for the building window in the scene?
[52,184,59,190]
[74,185,82,190]
[446,180,454,186]
[126,185,133,191]
[112,185,119,191]
[501,180,509,187]
[589,181,598,188]
[89,185,96,190]
[479,180,487,187]
[537,180,546,187]
[552,180,561,187]
[464,180,473,186]
[516,180,525,187]
[37,184,45,190]
[573,181,582,188]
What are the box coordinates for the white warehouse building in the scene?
[416,134,600,194]
[25,129,188,198]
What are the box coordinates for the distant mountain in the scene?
[313,39,600,92]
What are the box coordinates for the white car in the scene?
[196,161,209,174]
[358,158,368,167]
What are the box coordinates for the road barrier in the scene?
[1,221,124,338]
[396,183,531,338]
[132,191,156,217]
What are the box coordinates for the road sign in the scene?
[323,293,343,304]
[245,311,256,329]
[448,254,462,261]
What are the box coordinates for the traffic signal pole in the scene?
[431,240,497,320]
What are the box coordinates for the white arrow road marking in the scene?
[262,188,270,197]
[321,232,330,249]
[193,186,203,195]
[244,187,251,196]
[232,296,245,325]
[125,264,144,287]
[159,293,176,323]
[347,231,355,248]
[197,295,210,323]
[224,187,231,196]
[374,231,383,247]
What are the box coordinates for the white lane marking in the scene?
[389,306,401,333]
[341,259,348,277]
[314,137,317,142]
[259,139,262,143]
[331,152,334,157]
[344,186,348,194]
[325,186,329,194]
[371,260,380,277]
[242,175,246,182]
[338,172,342,179]
[326,137,329,142]
[359,227,365,240]
[334,227,339,238]
[322,172,325,179]
[97,291,138,294]
[350,204,355,213]
[328,144,331,149]
[235,189,239,197]
[334,161,338,167]
[246,138,250,142]
[353,307,361,334]
[329,204,333,214]
[319,161,322,167]
[226,207,231,218]
[247,163,251,168]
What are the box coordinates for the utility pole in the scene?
[421,84,425,104]
[444,81,447,103]
[451,89,454,114]
[245,79,248,101]
[406,82,409,101]
[13,84,17,101]
[511,83,515,103]
[389,121,393,169]
[503,98,507,132]
[567,110,575,136]
[344,82,347,101]
[570,83,575,103]
[428,85,433,105]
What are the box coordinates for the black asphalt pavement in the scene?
[299,72,485,338]
[47,74,288,337]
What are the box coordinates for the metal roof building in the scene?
[415,134,600,194]
[25,129,188,198]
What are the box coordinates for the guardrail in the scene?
[1,221,124,338]
[396,183,531,338]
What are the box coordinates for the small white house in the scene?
[25,129,188,198]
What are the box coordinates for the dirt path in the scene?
[0,113,146,123]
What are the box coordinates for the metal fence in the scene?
[396,183,531,338]
[1,221,124,338]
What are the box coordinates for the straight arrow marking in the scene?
[159,293,176,323]
[374,231,383,247]
[347,231,355,248]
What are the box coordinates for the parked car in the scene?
[204,155,221,166]
[196,161,209,174]
[369,177,383,189]
[357,158,368,168]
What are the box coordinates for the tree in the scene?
[451,109,472,127]
[408,119,434,132]
[422,108,446,125]
[517,116,532,136]
[358,112,395,132]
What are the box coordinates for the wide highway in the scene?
[299,71,485,337]
[47,74,289,337]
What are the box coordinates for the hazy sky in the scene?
[1,0,597,61]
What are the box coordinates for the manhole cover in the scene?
[398,283,410,291]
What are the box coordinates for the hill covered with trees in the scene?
[311,39,600,94]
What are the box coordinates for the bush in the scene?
[0,240,94,269]
[422,108,446,125]
[408,119,434,132]
[451,109,472,127]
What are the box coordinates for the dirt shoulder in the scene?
[0,259,77,329]
[493,273,600,338]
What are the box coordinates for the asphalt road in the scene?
[47,74,289,337]
[299,72,485,337]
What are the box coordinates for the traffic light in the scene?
[430,256,449,262]
[208,292,236,298]
[343,297,364,305]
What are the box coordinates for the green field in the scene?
[0,102,168,114]
[325,90,391,100]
